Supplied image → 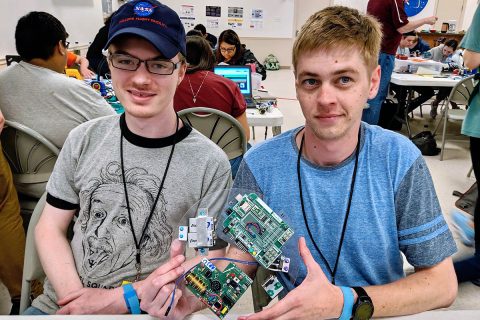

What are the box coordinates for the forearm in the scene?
[398,18,434,34]
[35,224,83,300]
[463,50,480,70]
[365,258,457,317]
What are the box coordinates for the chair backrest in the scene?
[5,55,21,66]
[448,74,477,106]
[178,107,247,160]
[19,193,47,314]
[1,120,59,199]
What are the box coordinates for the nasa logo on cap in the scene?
[134,1,156,17]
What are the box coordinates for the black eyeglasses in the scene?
[108,53,181,75]
[64,41,70,49]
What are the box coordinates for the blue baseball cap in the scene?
[105,0,186,59]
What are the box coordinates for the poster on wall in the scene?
[228,18,244,29]
[250,8,264,30]
[207,19,219,29]
[228,7,244,18]
[180,4,195,29]
[206,6,221,17]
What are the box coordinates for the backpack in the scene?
[410,131,440,156]
[264,54,280,70]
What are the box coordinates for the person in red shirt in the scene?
[362,0,437,125]
[174,35,250,177]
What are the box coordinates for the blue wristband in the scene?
[339,286,354,320]
[123,283,141,314]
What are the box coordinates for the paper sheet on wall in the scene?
[228,7,244,18]
[228,18,244,29]
[251,9,263,19]
[206,6,221,17]
[207,19,219,29]
[180,4,195,29]
[249,20,263,30]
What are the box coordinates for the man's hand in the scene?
[238,237,344,320]
[136,239,186,318]
[57,288,124,314]
[425,16,438,25]
[80,66,95,79]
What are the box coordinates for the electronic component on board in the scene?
[261,274,284,299]
[222,193,294,270]
[179,208,215,255]
[185,258,252,319]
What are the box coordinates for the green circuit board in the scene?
[185,258,253,319]
[222,193,294,269]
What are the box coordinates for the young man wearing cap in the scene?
[25,1,231,317]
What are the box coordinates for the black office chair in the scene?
[5,55,21,66]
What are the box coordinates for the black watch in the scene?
[352,286,374,320]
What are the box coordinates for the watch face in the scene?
[355,302,374,320]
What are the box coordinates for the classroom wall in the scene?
[0,0,104,61]
[1,0,475,68]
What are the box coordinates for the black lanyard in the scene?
[120,115,179,281]
[296,128,360,285]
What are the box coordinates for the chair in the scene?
[177,107,247,160]
[1,120,59,199]
[5,55,21,66]
[433,75,476,160]
[19,193,47,314]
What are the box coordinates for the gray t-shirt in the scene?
[32,114,231,313]
[0,61,115,148]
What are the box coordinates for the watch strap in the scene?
[123,283,141,314]
[339,286,354,320]
[352,286,369,300]
[352,286,374,320]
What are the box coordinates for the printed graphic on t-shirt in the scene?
[77,162,173,279]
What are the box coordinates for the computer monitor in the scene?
[213,65,252,97]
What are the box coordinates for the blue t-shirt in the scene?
[232,123,456,293]
[461,5,480,138]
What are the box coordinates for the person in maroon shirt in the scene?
[174,35,250,177]
[362,0,437,125]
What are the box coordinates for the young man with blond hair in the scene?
[231,6,457,320]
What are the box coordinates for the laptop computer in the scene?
[213,65,257,108]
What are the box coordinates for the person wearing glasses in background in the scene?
[216,29,267,80]
[0,11,115,150]
[24,1,231,317]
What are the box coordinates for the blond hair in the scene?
[292,6,382,72]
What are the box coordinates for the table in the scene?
[246,107,284,139]
[389,72,462,137]
[3,310,480,319]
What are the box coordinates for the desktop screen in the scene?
[213,65,252,96]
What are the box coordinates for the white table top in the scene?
[390,72,462,87]
[246,107,284,127]
[2,310,479,319]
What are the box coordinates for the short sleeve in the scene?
[395,156,457,267]
[66,52,77,68]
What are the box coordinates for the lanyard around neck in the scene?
[296,128,360,285]
[120,115,179,281]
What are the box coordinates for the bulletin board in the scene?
[160,0,295,39]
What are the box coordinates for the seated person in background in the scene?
[174,35,250,178]
[186,29,203,37]
[216,29,267,80]
[428,39,461,118]
[395,31,417,57]
[0,11,115,149]
[392,31,434,117]
[66,51,95,79]
[0,108,26,315]
[231,6,457,320]
[194,23,217,49]
[23,1,231,316]
[410,32,431,54]
[86,14,113,78]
